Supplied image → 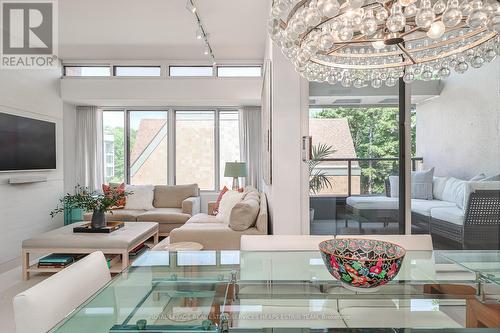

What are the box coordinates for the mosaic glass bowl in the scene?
[319,238,406,290]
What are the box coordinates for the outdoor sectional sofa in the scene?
[346,178,500,249]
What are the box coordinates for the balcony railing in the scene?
[312,157,423,197]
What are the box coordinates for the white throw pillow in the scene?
[432,176,449,200]
[411,168,434,200]
[389,176,399,198]
[441,177,466,209]
[124,185,155,210]
[216,191,244,224]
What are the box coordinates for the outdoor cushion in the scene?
[411,199,456,217]
[136,208,191,224]
[432,176,449,200]
[482,174,500,181]
[389,175,399,198]
[153,184,199,208]
[346,196,398,210]
[442,177,466,209]
[411,168,434,200]
[430,206,465,226]
[469,173,486,181]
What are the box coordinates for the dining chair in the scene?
[13,251,111,333]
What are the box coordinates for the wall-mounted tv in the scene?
[0,112,56,171]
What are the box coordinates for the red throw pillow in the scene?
[102,183,126,209]
[212,186,229,215]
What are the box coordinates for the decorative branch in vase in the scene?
[51,185,131,229]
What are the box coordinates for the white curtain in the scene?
[239,106,262,190]
[76,106,103,190]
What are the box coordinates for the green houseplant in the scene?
[309,143,335,223]
[309,143,335,194]
[51,185,130,229]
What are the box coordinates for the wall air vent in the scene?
[333,99,361,104]
[378,98,399,104]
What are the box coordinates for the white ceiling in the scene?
[58,0,269,61]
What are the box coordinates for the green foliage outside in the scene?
[104,126,137,184]
[311,107,416,194]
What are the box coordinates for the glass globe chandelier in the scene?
[268,0,500,88]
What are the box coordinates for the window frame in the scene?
[113,66,162,77]
[64,65,112,77]
[102,108,240,192]
[216,65,263,77]
[168,66,214,77]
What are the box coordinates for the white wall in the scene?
[61,77,262,107]
[263,39,309,235]
[416,60,500,179]
[0,69,64,266]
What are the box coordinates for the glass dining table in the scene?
[49,250,500,333]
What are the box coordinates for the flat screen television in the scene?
[0,112,56,171]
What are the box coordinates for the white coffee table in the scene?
[21,221,159,280]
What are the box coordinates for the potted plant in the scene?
[51,185,130,229]
[309,143,335,223]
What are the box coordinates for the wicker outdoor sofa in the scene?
[346,179,500,249]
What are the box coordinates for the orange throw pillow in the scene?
[102,183,126,209]
[212,186,229,215]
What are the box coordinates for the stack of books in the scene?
[38,254,84,268]
[129,243,147,257]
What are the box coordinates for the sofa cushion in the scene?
[216,190,244,223]
[442,177,466,209]
[186,213,221,224]
[430,206,465,226]
[153,184,199,208]
[432,176,448,200]
[411,199,456,217]
[136,208,190,224]
[483,174,500,181]
[411,168,434,200]
[169,218,263,250]
[346,196,398,210]
[84,209,146,222]
[125,185,155,210]
[229,196,260,231]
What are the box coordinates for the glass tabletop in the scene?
[50,250,500,333]
[437,250,500,285]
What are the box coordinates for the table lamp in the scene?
[224,161,247,190]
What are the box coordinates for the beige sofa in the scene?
[84,184,200,236]
[169,192,268,250]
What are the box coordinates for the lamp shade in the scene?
[224,162,247,178]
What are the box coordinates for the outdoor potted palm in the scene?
[309,143,335,223]
[51,185,130,229]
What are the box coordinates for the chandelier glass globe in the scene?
[269,0,500,88]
